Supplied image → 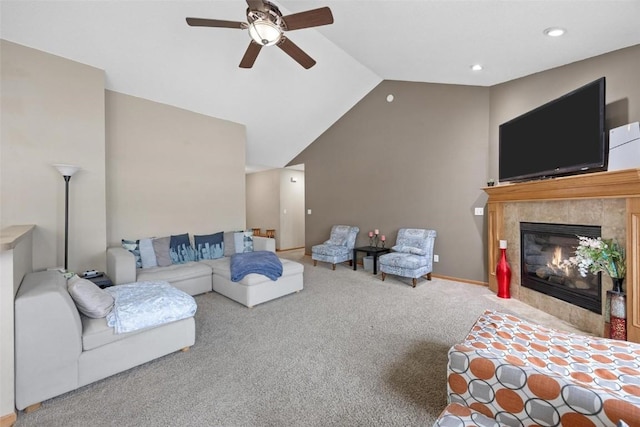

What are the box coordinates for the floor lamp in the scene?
[53,164,80,271]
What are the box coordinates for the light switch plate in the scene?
[474,207,484,216]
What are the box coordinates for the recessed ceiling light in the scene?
[471,64,483,71]
[544,27,565,37]
[386,94,394,103]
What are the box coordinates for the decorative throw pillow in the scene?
[122,239,142,268]
[194,232,224,260]
[138,237,158,268]
[392,245,427,256]
[153,236,172,267]
[67,275,114,318]
[233,230,253,253]
[328,236,347,246]
[223,231,237,256]
[170,233,196,264]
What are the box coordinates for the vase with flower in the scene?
[563,236,626,340]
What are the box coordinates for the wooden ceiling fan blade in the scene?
[239,42,263,68]
[186,17,246,29]
[277,37,316,69]
[282,7,333,31]
[246,0,268,12]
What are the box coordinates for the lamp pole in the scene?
[53,164,80,271]
[62,174,71,270]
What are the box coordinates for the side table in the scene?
[85,272,113,289]
[353,246,391,275]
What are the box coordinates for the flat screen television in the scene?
[499,77,607,183]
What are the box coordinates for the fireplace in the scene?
[520,222,602,314]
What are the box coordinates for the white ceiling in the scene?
[2,1,639,172]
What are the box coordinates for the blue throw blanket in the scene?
[230,250,283,282]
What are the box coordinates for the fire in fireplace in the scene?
[520,222,602,314]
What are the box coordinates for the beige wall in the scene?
[290,80,491,281]
[2,41,248,417]
[1,40,107,273]
[489,44,640,182]
[247,169,280,244]
[0,227,33,422]
[1,39,106,423]
[246,168,305,250]
[105,91,246,244]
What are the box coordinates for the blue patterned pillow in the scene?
[194,232,224,260]
[169,233,196,264]
[233,231,254,253]
[122,239,142,268]
[392,245,426,256]
[138,237,158,268]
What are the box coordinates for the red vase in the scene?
[497,247,511,299]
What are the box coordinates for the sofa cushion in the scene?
[136,261,212,283]
[170,233,196,264]
[81,315,144,351]
[121,239,142,268]
[194,232,224,260]
[67,276,114,318]
[203,257,303,286]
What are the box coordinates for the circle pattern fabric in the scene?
[446,310,640,426]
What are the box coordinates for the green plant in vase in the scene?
[563,236,626,292]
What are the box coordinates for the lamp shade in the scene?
[248,20,282,46]
[53,164,81,177]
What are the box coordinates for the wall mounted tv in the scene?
[499,77,607,183]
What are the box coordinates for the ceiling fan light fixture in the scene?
[249,20,282,46]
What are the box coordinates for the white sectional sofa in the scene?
[107,236,304,307]
[14,270,195,412]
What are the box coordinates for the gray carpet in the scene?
[15,251,567,427]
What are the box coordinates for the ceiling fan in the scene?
[186,0,334,69]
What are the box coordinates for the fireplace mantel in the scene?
[485,168,640,202]
[484,168,640,342]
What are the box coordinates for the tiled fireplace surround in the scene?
[503,198,625,335]
[485,168,640,339]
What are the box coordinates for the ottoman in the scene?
[203,256,304,307]
[433,403,504,427]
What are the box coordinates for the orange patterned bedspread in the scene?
[447,309,640,427]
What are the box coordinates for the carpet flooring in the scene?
[14,250,583,427]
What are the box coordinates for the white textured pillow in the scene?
[233,231,254,253]
[67,275,114,318]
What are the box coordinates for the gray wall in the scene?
[489,44,640,181]
[290,80,491,282]
[291,45,640,284]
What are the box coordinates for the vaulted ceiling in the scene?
[2,1,639,172]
